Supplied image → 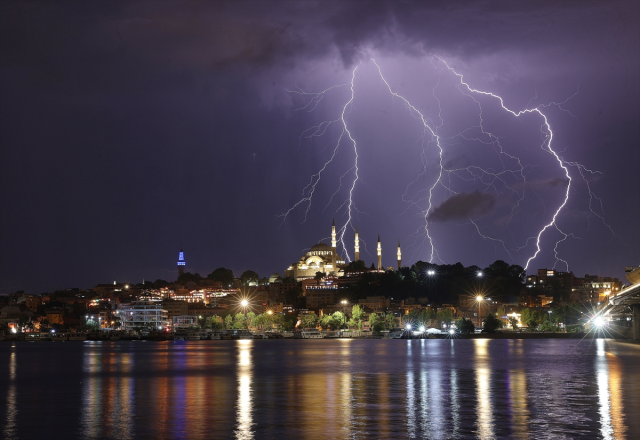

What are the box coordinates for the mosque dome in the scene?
[269,273,283,283]
[310,243,332,252]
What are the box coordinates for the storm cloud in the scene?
[1,0,638,293]
[428,191,496,222]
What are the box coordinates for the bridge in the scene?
[605,266,640,340]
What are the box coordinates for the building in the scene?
[177,245,186,277]
[305,281,339,309]
[162,300,189,319]
[117,300,168,330]
[172,315,198,329]
[285,220,398,281]
[358,296,390,312]
[285,220,346,280]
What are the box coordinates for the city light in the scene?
[241,299,248,307]
[594,316,605,327]
[427,270,436,276]
[267,310,273,315]
[477,271,484,278]
[449,329,455,334]
[476,296,483,302]
[405,324,411,330]
[419,326,425,332]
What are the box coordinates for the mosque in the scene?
[284,220,402,281]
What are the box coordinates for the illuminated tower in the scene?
[177,245,185,277]
[354,226,360,262]
[397,240,402,270]
[331,219,337,268]
[377,235,382,270]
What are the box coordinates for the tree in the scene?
[246,312,256,328]
[224,315,233,329]
[301,313,319,329]
[240,270,259,286]
[436,309,454,326]
[384,312,396,329]
[508,316,519,331]
[233,313,247,329]
[369,312,385,332]
[207,267,235,286]
[177,272,202,284]
[526,316,539,331]
[482,313,503,333]
[344,260,367,273]
[314,271,326,283]
[351,304,364,322]
[456,317,476,334]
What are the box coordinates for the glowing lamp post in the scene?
[341,300,348,330]
[476,296,484,327]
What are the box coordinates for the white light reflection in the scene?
[450,369,460,438]
[4,349,17,440]
[80,350,102,439]
[406,371,416,438]
[235,340,254,440]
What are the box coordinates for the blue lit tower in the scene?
[177,245,185,277]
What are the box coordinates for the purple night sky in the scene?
[1,1,638,293]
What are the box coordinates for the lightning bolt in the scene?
[283,56,615,272]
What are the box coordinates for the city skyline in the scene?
[1,1,638,293]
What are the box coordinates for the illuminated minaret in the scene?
[177,244,185,277]
[377,234,382,270]
[397,240,402,270]
[354,226,360,261]
[331,219,337,268]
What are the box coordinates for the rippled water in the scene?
[1,338,639,439]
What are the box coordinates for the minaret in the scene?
[354,226,360,262]
[397,240,402,270]
[177,244,185,277]
[331,219,337,268]
[377,234,382,270]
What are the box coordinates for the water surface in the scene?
[2,338,639,439]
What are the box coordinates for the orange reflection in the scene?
[509,369,529,439]
[474,340,494,440]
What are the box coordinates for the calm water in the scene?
[1,338,639,439]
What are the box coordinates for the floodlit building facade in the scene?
[117,300,169,330]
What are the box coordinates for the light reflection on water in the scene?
[1,339,639,439]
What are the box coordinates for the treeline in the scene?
[341,259,525,303]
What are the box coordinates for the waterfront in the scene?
[2,339,639,439]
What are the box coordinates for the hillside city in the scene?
[1,241,633,340]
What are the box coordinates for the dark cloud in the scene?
[428,191,496,222]
[547,177,570,187]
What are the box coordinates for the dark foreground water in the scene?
[1,338,639,439]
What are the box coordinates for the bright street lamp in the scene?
[476,296,484,327]
[405,324,412,330]
[419,325,425,332]
[240,299,248,308]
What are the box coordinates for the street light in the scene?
[341,300,348,330]
[477,271,484,278]
[476,296,483,327]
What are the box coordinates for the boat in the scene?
[51,332,69,341]
[300,329,324,339]
[187,331,202,340]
